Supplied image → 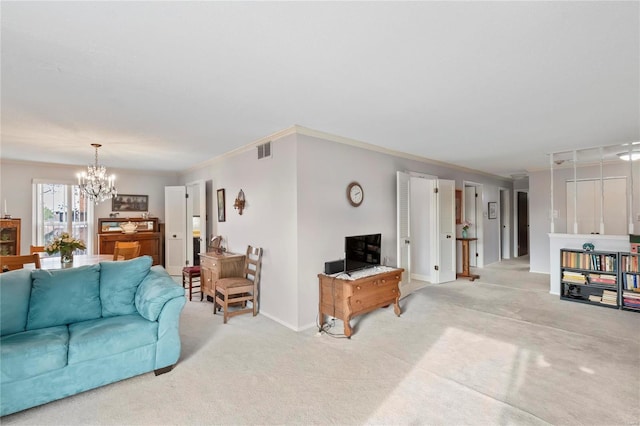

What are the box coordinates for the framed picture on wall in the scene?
[217,189,226,222]
[455,190,462,224]
[488,201,497,219]
[112,194,148,212]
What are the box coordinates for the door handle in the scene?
[446,235,452,239]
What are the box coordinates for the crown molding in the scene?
[293,125,513,182]
[0,158,178,178]
[183,124,513,182]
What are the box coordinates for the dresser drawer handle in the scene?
[356,285,361,290]
[381,279,386,283]
[356,300,361,304]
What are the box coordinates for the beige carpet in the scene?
[3,258,639,425]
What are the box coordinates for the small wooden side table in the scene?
[456,237,480,281]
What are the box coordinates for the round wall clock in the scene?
[347,182,364,207]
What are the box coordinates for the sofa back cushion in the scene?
[0,269,33,336]
[26,264,102,330]
[99,256,152,317]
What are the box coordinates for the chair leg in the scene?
[188,276,193,301]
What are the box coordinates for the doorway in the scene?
[463,182,483,268]
[516,191,529,257]
[396,171,456,292]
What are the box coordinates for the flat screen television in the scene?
[344,233,382,273]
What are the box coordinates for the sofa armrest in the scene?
[155,296,186,369]
[135,266,185,322]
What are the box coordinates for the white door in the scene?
[396,171,411,288]
[165,186,186,275]
[500,189,511,260]
[431,179,456,283]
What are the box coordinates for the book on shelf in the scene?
[588,273,616,285]
[622,292,640,300]
[600,290,617,306]
[620,255,639,272]
[561,251,616,272]
[588,294,602,302]
[562,271,586,284]
[622,273,639,290]
[622,293,640,308]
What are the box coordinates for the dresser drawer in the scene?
[349,274,401,298]
[200,257,220,274]
[350,285,399,315]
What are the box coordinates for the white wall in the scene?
[181,134,300,329]
[0,159,178,254]
[293,133,513,329]
[529,160,640,274]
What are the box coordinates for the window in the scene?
[33,180,93,254]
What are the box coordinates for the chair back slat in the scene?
[0,254,41,273]
[243,245,263,285]
[30,245,45,255]
[113,242,141,261]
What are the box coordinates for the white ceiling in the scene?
[1,1,638,177]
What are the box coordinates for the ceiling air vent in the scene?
[257,141,272,160]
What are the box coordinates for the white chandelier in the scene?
[77,143,117,204]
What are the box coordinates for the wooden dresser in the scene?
[199,252,245,299]
[318,268,404,338]
[97,217,163,265]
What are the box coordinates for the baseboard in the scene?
[411,273,431,282]
[259,310,303,332]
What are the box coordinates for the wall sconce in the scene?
[233,189,246,215]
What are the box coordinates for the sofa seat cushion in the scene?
[68,314,158,365]
[1,325,69,383]
[27,264,102,330]
[100,256,153,317]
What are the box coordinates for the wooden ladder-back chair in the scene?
[30,245,45,255]
[214,245,263,324]
[113,241,141,261]
[0,254,41,273]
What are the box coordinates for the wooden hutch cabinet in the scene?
[0,218,21,255]
[97,217,163,265]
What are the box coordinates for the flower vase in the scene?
[462,229,468,238]
[60,249,74,265]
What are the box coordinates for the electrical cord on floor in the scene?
[316,315,349,339]
[316,276,350,339]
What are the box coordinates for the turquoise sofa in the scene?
[0,256,186,416]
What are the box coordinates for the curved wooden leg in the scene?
[344,317,353,338]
